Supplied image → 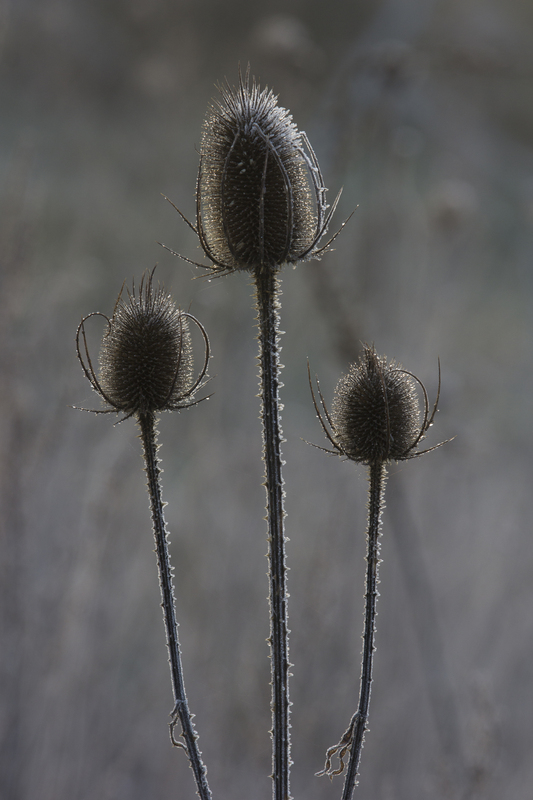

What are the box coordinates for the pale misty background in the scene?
[1,0,532,798]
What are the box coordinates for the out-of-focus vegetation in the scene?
[1,1,532,798]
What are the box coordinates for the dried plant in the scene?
[162,66,347,800]
[309,344,447,800]
[75,270,212,800]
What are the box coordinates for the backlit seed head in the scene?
[76,271,209,420]
[309,344,444,465]
[332,346,420,464]
[195,67,340,274]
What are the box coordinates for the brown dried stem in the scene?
[255,267,291,800]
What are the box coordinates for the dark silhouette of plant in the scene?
[309,344,447,800]
[162,65,348,800]
[75,270,212,800]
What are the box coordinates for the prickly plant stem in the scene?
[255,267,291,800]
[138,411,212,800]
[341,461,386,800]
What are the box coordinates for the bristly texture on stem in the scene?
[165,67,346,800]
[75,271,212,800]
[254,266,291,800]
[309,344,446,800]
[162,65,347,276]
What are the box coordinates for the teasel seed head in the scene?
[164,66,347,276]
[309,344,446,465]
[76,269,210,421]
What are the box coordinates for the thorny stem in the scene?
[341,461,386,800]
[254,268,291,800]
[138,411,212,800]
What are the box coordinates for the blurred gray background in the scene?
[1,0,532,798]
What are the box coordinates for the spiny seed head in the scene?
[196,67,338,274]
[99,284,193,416]
[309,344,445,466]
[331,346,420,464]
[76,272,209,420]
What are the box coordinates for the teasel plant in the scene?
[161,65,349,800]
[75,269,212,800]
[308,344,448,800]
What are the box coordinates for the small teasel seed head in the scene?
[331,345,420,464]
[196,66,339,274]
[99,279,192,415]
[76,271,210,420]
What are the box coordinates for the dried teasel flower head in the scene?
[309,344,446,465]
[168,66,346,276]
[76,270,210,421]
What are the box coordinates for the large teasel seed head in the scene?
[195,66,341,274]
[76,271,209,420]
[309,344,444,466]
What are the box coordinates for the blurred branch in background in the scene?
[0,139,34,800]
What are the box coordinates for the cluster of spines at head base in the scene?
[76,66,446,800]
